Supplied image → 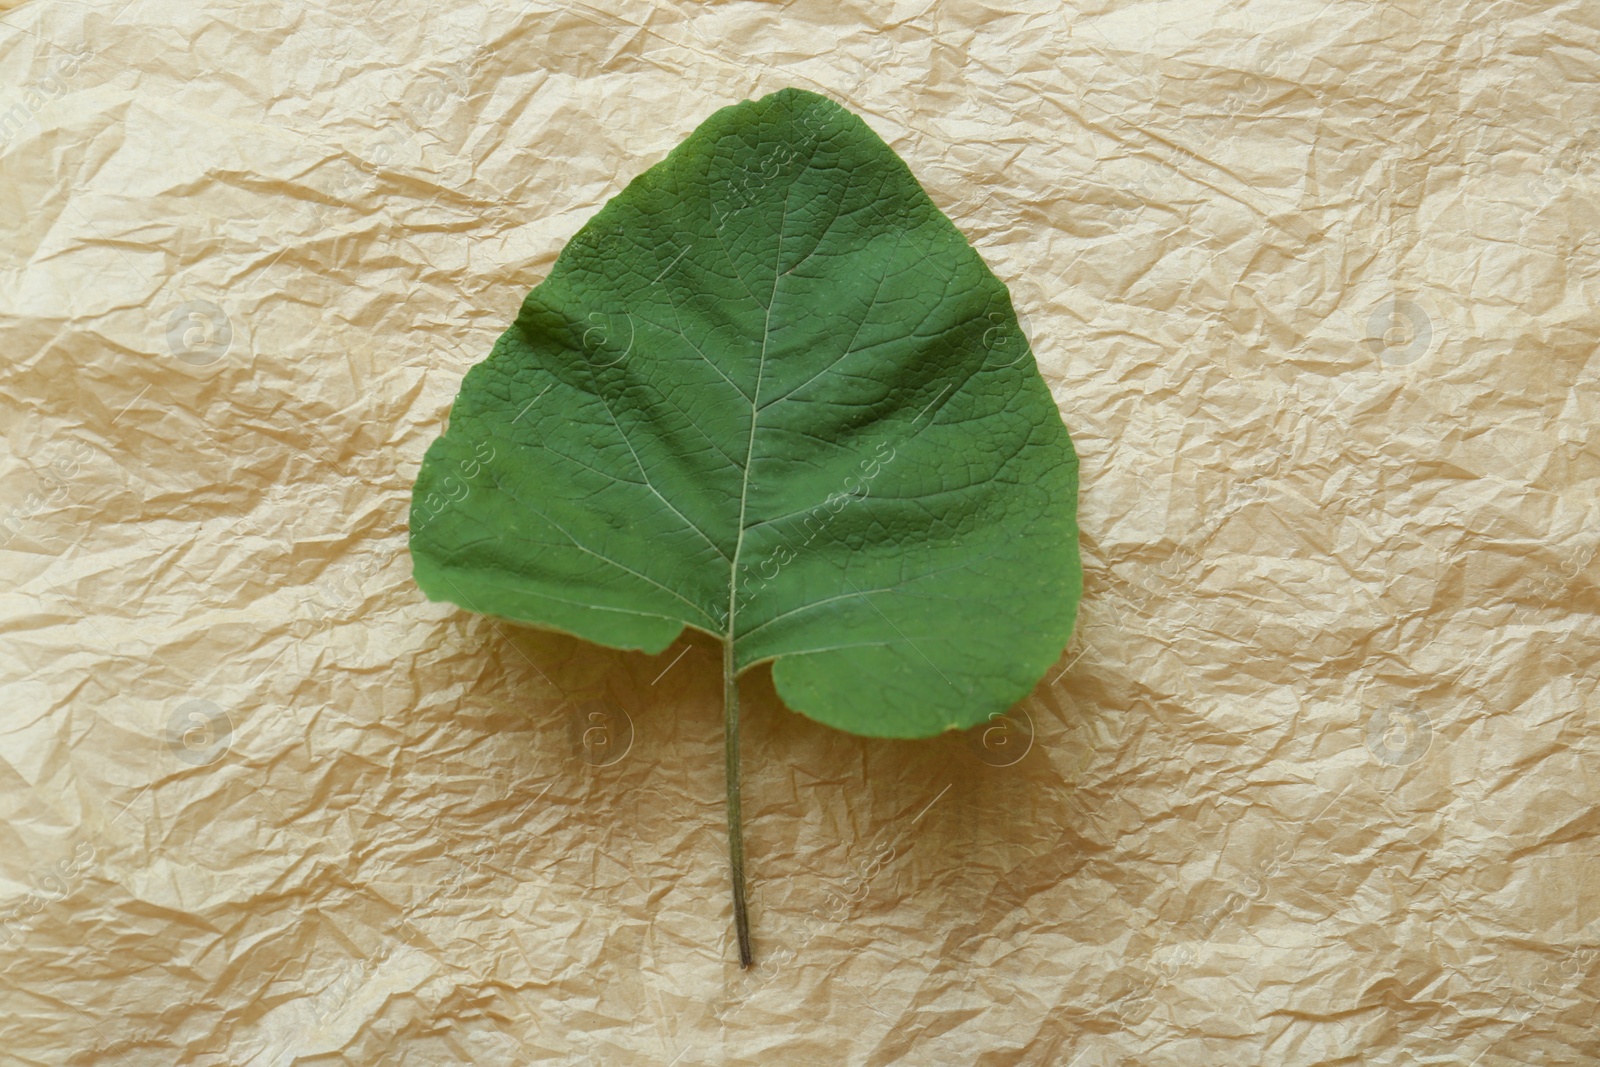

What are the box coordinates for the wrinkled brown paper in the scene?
[2,1,1596,1064]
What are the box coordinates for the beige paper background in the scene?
[2,1,1597,1064]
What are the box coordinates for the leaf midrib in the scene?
[726,173,796,656]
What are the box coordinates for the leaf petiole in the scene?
[722,636,754,968]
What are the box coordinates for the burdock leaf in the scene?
[409,86,1081,965]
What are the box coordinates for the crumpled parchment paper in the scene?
[2,1,1596,1064]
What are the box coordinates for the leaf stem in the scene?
[722,636,754,968]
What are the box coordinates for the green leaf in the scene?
[409,86,1082,966]
[411,86,1081,738]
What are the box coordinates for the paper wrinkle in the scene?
[1,1,1597,1064]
